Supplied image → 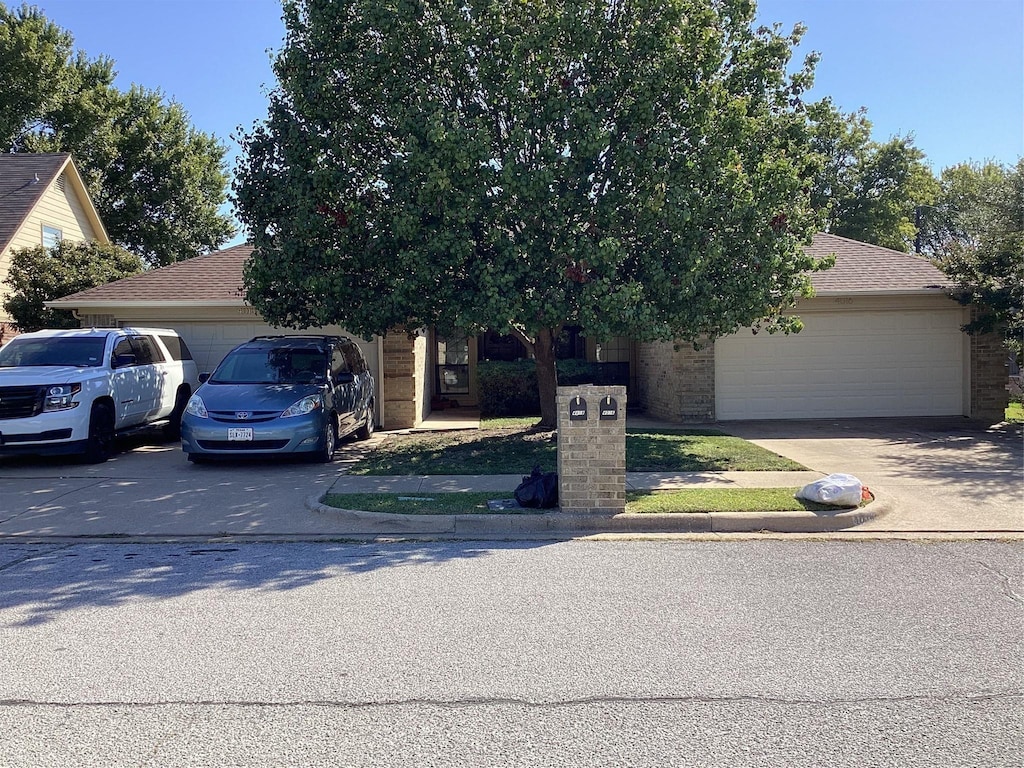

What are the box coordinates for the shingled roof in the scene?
[1,154,70,252]
[50,232,951,308]
[51,243,253,306]
[805,232,951,294]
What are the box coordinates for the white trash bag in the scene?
[795,473,863,507]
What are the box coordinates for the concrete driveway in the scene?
[724,417,1023,533]
[0,430,379,539]
[0,418,1020,539]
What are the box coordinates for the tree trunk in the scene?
[534,327,559,429]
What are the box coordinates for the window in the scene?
[111,338,137,367]
[331,348,350,378]
[436,337,470,394]
[158,334,193,361]
[130,336,164,365]
[41,225,62,249]
[340,342,366,375]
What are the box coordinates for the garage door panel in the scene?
[715,309,965,419]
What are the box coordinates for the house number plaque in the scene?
[569,396,588,421]
[599,396,619,420]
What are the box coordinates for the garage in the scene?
[714,305,967,420]
[166,319,380,383]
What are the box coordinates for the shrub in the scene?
[477,359,629,416]
[477,360,539,416]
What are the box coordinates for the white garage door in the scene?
[714,309,966,419]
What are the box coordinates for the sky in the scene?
[30,0,1024,246]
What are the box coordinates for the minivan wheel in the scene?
[82,402,115,463]
[315,415,337,463]
[356,401,375,440]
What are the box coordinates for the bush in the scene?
[477,359,629,416]
[477,360,539,416]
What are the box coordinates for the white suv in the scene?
[0,327,199,462]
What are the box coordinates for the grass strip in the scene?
[350,427,805,475]
[1006,402,1023,423]
[321,488,845,516]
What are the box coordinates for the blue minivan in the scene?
[181,335,374,463]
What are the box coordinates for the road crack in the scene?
[2,691,1021,709]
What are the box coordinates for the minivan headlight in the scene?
[282,394,322,418]
[184,394,208,419]
[43,383,81,411]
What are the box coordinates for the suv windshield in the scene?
[0,337,106,367]
[211,347,327,385]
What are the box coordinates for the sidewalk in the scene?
[314,469,891,537]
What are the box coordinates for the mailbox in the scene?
[569,396,588,421]
[599,396,618,420]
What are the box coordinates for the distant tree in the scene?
[928,160,1023,349]
[236,0,829,427]
[807,100,938,251]
[2,241,144,331]
[0,2,235,265]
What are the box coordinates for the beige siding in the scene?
[0,171,101,323]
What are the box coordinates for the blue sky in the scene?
[32,0,1024,243]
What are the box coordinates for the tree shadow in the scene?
[0,540,551,628]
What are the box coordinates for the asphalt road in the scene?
[1,539,1021,767]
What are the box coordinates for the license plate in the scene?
[227,428,253,441]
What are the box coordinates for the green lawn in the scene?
[1007,402,1023,423]
[321,488,839,515]
[349,424,805,475]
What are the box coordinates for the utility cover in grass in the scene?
[487,499,523,511]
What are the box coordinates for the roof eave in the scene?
[810,288,953,297]
[45,299,247,309]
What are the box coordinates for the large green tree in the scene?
[236,0,830,427]
[0,2,235,265]
[925,160,1023,348]
[2,241,144,332]
[807,100,939,252]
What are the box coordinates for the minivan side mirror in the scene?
[199,372,211,383]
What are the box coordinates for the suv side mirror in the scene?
[334,371,354,385]
[113,353,137,368]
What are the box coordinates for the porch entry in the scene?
[431,328,635,411]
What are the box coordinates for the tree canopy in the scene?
[806,100,939,252]
[2,241,144,332]
[235,0,831,425]
[926,160,1023,349]
[0,2,235,266]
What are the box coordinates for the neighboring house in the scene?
[47,233,1010,429]
[0,153,109,341]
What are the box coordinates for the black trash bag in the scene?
[514,465,559,509]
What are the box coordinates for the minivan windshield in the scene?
[0,337,106,367]
[211,347,327,385]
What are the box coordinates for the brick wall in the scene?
[556,385,627,514]
[634,340,715,422]
[381,329,427,429]
[969,307,1011,422]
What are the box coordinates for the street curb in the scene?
[307,492,893,536]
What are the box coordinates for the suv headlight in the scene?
[282,394,322,418]
[184,394,209,419]
[43,384,81,411]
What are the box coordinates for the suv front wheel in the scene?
[82,402,115,463]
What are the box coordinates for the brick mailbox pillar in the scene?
[556,385,627,515]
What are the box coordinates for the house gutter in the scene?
[45,299,248,309]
